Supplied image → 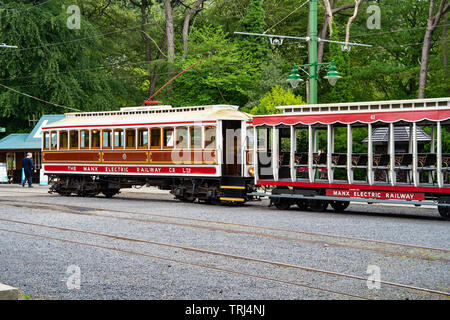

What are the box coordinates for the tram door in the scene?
[222,120,242,176]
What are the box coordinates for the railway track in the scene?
[0,197,448,263]
[0,218,449,300]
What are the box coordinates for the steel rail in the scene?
[0,217,449,298]
[0,227,369,300]
[0,197,448,255]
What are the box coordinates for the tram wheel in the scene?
[309,200,328,212]
[438,200,450,221]
[102,189,119,198]
[296,200,308,211]
[330,200,350,213]
[274,200,291,210]
[176,196,195,203]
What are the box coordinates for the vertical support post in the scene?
[313,128,318,179]
[253,126,259,182]
[272,126,279,181]
[240,121,247,178]
[290,126,296,182]
[430,124,436,184]
[412,122,418,187]
[308,125,314,182]
[389,123,396,186]
[408,124,413,184]
[437,121,443,188]
[309,0,318,104]
[327,124,333,183]
[346,124,353,183]
[367,123,374,185]
[217,121,223,177]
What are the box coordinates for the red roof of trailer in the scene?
[252,108,450,126]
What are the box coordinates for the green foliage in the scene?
[161,25,258,107]
[0,0,448,136]
[0,0,127,131]
[248,85,305,115]
[236,0,269,63]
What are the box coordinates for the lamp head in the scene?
[287,65,302,89]
[324,61,342,86]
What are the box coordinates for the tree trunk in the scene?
[138,3,154,98]
[183,0,204,57]
[418,0,449,98]
[318,2,356,65]
[419,27,433,99]
[442,15,448,69]
[164,0,175,62]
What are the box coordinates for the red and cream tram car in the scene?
[250,97,450,220]
[41,97,450,220]
[41,104,254,203]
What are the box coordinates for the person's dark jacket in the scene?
[22,157,34,171]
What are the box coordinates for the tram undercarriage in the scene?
[48,174,255,204]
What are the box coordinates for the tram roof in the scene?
[252,98,450,126]
[42,104,251,130]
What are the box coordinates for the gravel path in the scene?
[0,185,448,300]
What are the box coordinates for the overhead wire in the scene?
[0,82,80,111]
[263,0,310,34]
[0,0,54,14]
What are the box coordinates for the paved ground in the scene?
[0,184,448,300]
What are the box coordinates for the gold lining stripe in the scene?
[220,186,245,190]
[219,197,245,202]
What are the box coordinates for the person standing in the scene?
[6,155,13,183]
[22,153,34,187]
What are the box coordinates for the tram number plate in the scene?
[326,189,425,201]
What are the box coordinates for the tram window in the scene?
[138,129,148,149]
[150,128,161,149]
[102,130,112,148]
[190,127,201,148]
[205,126,216,149]
[247,127,254,149]
[125,129,136,149]
[114,129,124,148]
[51,132,58,150]
[43,132,50,150]
[257,128,267,151]
[91,130,100,149]
[59,131,68,149]
[176,127,188,148]
[69,130,79,149]
[80,130,89,149]
[163,128,174,148]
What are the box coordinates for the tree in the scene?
[248,85,305,115]
[183,0,205,56]
[160,25,258,108]
[236,0,269,63]
[164,0,175,62]
[418,0,449,98]
[0,0,120,131]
